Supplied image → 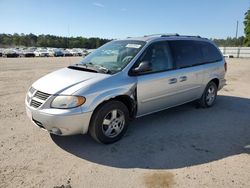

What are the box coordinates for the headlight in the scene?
[51,96,86,109]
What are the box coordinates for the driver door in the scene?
[134,41,180,116]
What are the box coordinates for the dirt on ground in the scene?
[0,57,249,188]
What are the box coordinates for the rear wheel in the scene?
[199,81,218,108]
[89,101,129,144]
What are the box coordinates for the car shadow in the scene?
[51,95,250,169]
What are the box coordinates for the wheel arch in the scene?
[209,78,219,88]
[86,84,137,127]
[90,94,137,120]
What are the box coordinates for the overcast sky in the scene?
[1,0,249,39]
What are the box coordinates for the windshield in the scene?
[78,40,146,74]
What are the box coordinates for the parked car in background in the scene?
[0,47,94,58]
[47,49,56,57]
[62,49,73,57]
[34,49,49,57]
[3,49,19,57]
[0,49,3,57]
[82,49,89,56]
[23,49,35,57]
[68,48,83,56]
[25,34,227,144]
[54,49,64,57]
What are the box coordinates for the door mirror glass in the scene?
[132,61,152,74]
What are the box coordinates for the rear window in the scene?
[195,41,222,63]
[168,40,202,68]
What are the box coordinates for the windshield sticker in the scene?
[126,44,141,49]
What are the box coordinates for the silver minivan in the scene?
[25,34,227,144]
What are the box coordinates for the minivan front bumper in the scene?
[25,102,93,135]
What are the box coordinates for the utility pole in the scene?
[235,20,239,47]
[235,20,239,39]
[67,24,70,48]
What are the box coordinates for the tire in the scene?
[89,100,129,144]
[199,81,218,108]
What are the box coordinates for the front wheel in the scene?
[199,81,218,108]
[89,101,129,144]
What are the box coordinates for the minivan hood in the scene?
[32,67,109,94]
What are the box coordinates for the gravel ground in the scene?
[0,57,249,188]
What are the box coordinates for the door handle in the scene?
[169,78,177,84]
[179,76,187,82]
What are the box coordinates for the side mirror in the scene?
[132,61,152,75]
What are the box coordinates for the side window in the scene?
[138,42,173,73]
[196,41,222,63]
[169,40,202,68]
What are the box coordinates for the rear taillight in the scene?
[224,61,227,72]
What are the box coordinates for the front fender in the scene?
[87,85,136,112]
[79,84,136,112]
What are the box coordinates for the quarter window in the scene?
[196,41,222,63]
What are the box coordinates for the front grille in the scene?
[30,100,42,108]
[27,87,51,109]
[29,87,35,94]
[34,91,51,101]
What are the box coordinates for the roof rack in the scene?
[179,35,201,38]
[161,34,204,38]
[162,34,208,40]
[144,33,180,37]
[127,34,207,40]
[161,33,180,37]
[144,34,206,39]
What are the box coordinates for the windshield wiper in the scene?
[68,64,98,73]
[85,62,111,74]
[69,63,111,74]
[74,63,88,68]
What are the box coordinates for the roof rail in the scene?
[145,34,204,38]
[180,35,201,38]
[182,35,209,40]
[128,34,207,39]
[161,33,180,37]
[144,33,180,37]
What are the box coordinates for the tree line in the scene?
[0,33,111,49]
[213,36,245,47]
[0,33,248,48]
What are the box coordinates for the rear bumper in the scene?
[25,103,93,135]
